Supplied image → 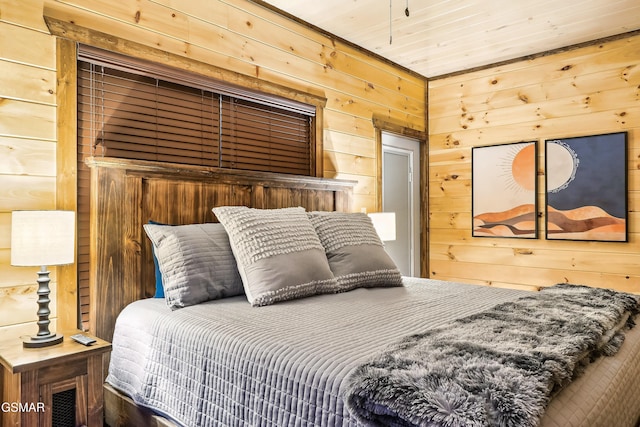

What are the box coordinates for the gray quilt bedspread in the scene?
[106,278,640,427]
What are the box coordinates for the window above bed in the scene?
[77,45,316,176]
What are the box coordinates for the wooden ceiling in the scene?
[257,0,640,78]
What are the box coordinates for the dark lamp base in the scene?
[22,333,64,348]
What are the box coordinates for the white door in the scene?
[382,132,420,276]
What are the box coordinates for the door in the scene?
[381,132,420,276]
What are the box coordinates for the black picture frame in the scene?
[545,132,627,242]
[472,141,538,238]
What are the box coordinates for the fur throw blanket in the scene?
[343,284,639,427]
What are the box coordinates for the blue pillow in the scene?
[148,220,168,298]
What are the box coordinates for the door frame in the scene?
[373,116,428,277]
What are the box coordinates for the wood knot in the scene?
[513,248,533,255]
[134,10,141,23]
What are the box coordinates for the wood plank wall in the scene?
[3,0,637,340]
[46,0,426,213]
[0,0,425,337]
[428,33,640,293]
[0,0,59,339]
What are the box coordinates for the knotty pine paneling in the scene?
[0,0,70,335]
[0,0,50,32]
[0,62,56,105]
[0,175,55,212]
[0,0,425,337]
[428,33,640,292]
[0,282,58,323]
[0,137,57,176]
[323,130,377,158]
[0,99,56,140]
[0,22,56,68]
[42,0,425,212]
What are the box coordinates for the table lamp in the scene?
[11,210,75,348]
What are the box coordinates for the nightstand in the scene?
[0,331,111,427]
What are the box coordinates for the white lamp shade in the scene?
[368,212,396,241]
[11,210,75,267]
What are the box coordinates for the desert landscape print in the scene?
[546,206,626,241]
[473,204,537,237]
[472,141,537,238]
[545,132,627,242]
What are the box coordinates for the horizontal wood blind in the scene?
[221,98,310,174]
[78,63,221,166]
[77,62,312,173]
[77,46,314,172]
[76,46,314,329]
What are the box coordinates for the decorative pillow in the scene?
[143,223,243,310]
[212,206,337,307]
[147,220,168,298]
[308,211,403,291]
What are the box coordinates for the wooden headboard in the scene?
[86,157,355,342]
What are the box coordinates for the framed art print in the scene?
[545,132,627,242]
[472,141,537,238]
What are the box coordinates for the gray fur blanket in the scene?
[343,284,639,427]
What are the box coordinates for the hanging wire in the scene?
[389,0,393,44]
[89,63,95,154]
[390,0,410,44]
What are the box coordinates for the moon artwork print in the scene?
[472,141,537,238]
[545,132,627,242]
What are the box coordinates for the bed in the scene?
[86,157,640,427]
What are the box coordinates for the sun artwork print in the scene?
[472,141,537,238]
[545,133,627,242]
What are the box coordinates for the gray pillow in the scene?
[308,211,403,291]
[143,223,243,310]
[212,206,337,306]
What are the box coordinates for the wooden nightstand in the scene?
[0,331,111,427]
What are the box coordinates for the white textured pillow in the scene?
[212,206,337,306]
[308,211,403,291]
[143,223,243,310]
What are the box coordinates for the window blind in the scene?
[77,62,312,172]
